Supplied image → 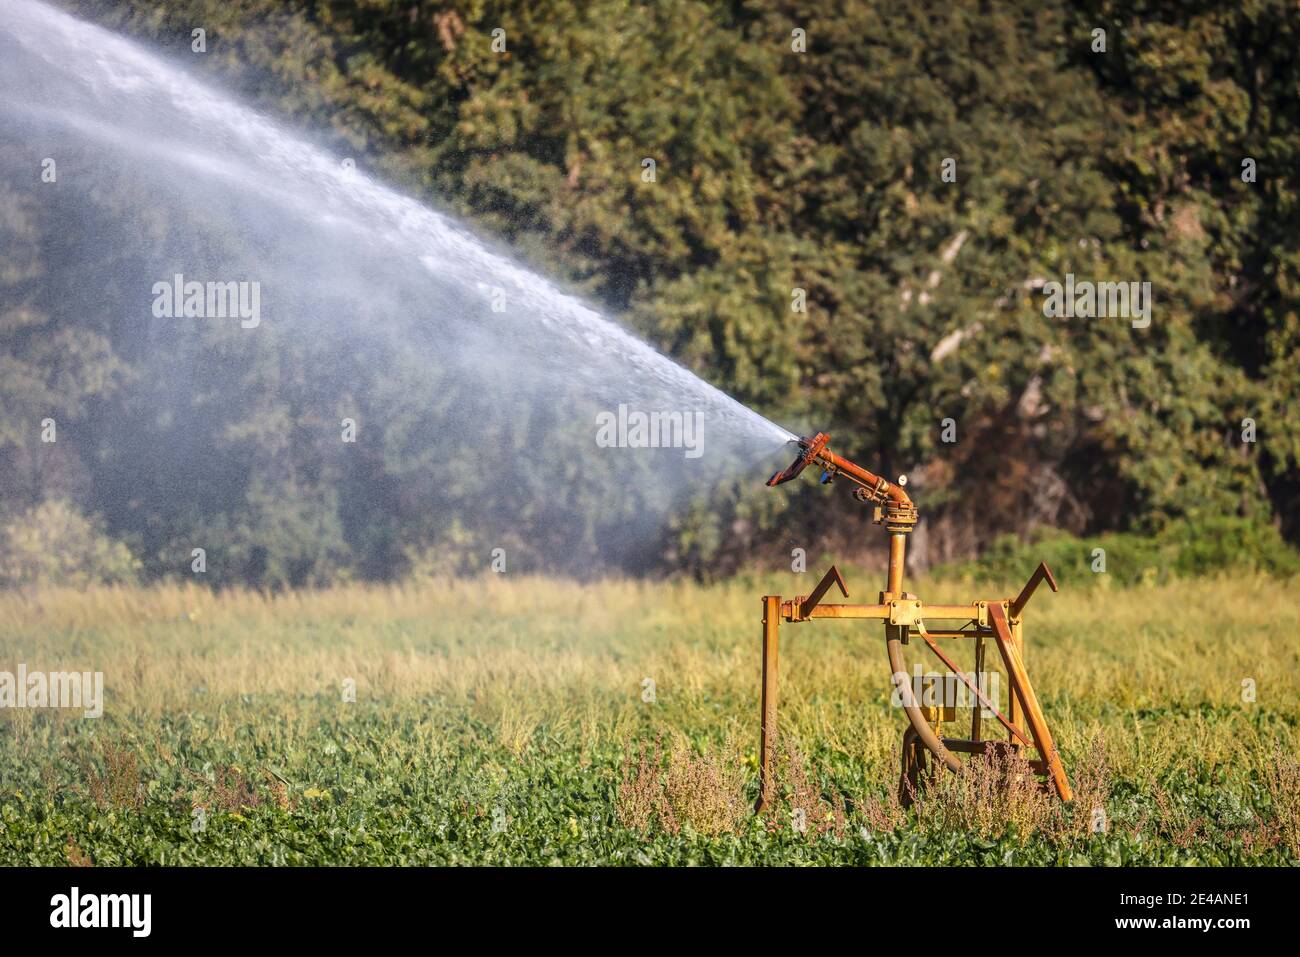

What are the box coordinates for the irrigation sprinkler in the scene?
[757,433,1072,810]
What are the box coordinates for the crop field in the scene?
[1,572,1297,866]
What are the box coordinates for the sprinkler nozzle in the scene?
[766,432,830,487]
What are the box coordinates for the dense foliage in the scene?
[936,515,1300,588]
[3,0,1297,584]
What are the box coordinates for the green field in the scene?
[1,572,1297,865]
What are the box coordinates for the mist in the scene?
[0,0,794,582]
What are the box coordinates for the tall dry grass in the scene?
[3,572,1297,847]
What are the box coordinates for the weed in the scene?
[77,740,143,811]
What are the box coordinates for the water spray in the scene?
[0,0,793,575]
[758,433,1073,808]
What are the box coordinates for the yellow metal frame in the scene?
[757,433,1072,811]
[758,561,1072,810]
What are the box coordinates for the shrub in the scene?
[935,517,1299,589]
[0,499,140,588]
[77,740,144,811]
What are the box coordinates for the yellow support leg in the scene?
[757,595,780,812]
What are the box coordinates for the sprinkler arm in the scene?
[767,432,912,508]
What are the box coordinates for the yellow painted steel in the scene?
[758,433,1073,806]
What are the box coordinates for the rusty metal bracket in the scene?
[888,597,924,627]
[797,564,848,619]
[1010,561,1058,620]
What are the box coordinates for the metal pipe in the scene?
[766,433,910,507]
[798,603,986,621]
[757,596,780,811]
[887,532,906,596]
[887,630,961,774]
[820,447,912,506]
